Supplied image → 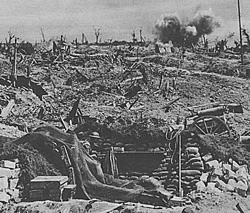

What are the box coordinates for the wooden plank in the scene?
[1,99,15,118]
[31,176,68,183]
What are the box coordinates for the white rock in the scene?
[202,153,213,162]
[9,178,19,190]
[228,159,240,172]
[213,188,222,195]
[196,181,206,192]
[6,189,20,202]
[0,191,10,203]
[206,182,216,192]
[0,168,20,179]
[200,173,209,183]
[222,163,231,171]
[224,168,236,181]
[236,180,248,197]
[0,176,8,190]
[236,166,248,182]
[209,167,223,182]
[215,179,227,191]
[213,168,223,177]
[228,179,237,188]
[206,160,219,169]
[226,183,235,192]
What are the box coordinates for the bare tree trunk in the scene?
[11,38,17,87]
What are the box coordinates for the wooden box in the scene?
[30,176,68,190]
[29,176,68,201]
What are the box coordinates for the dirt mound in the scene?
[197,134,250,168]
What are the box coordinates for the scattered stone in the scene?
[226,183,235,192]
[0,192,10,203]
[236,180,248,197]
[202,153,213,162]
[182,206,194,213]
[236,166,248,182]
[200,172,209,183]
[0,177,8,190]
[196,181,206,192]
[222,163,231,171]
[224,168,236,181]
[206,160,219,169]
[206,182,216,193]
[8,178,19,190]
[215,179,227,191]
[229,159,240,172]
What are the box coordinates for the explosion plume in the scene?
[154,8,221,47]
[155,14,182,44]
[190,8,221,37]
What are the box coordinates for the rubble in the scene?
[0,160,21,203]
[0,30,249,213]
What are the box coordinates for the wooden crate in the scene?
[30,176,68,190]
[29,176,68,201]
[29,186,65,201]
[29,189,44,201]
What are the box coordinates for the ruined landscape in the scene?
[0,1,250,213]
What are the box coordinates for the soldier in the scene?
[80,132,101,159]
[80,140,91,154]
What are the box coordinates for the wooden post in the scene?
[75,38,78,48]
[178,133,182,197]
[165,79,170,93]
[95,29,101,44]
[41,28,45,42]
[11,37,17,87]
[173,78,177,90]
[159,73,164,89]
[82,33,85,44]
[237,0,244,64]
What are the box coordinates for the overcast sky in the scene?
[0,0,249,43]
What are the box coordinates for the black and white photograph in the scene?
[0,0,250,212]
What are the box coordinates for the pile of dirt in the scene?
[74,117,167,146]
[196,134,250,168]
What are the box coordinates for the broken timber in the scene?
[1,99,15,119]
[161,97,181,112]
[65,98,81,124]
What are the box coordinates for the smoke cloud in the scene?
[154,8,221,46]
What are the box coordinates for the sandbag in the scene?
[185,147,199,154]
[181,170,201,176]
[185,157,202,166]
